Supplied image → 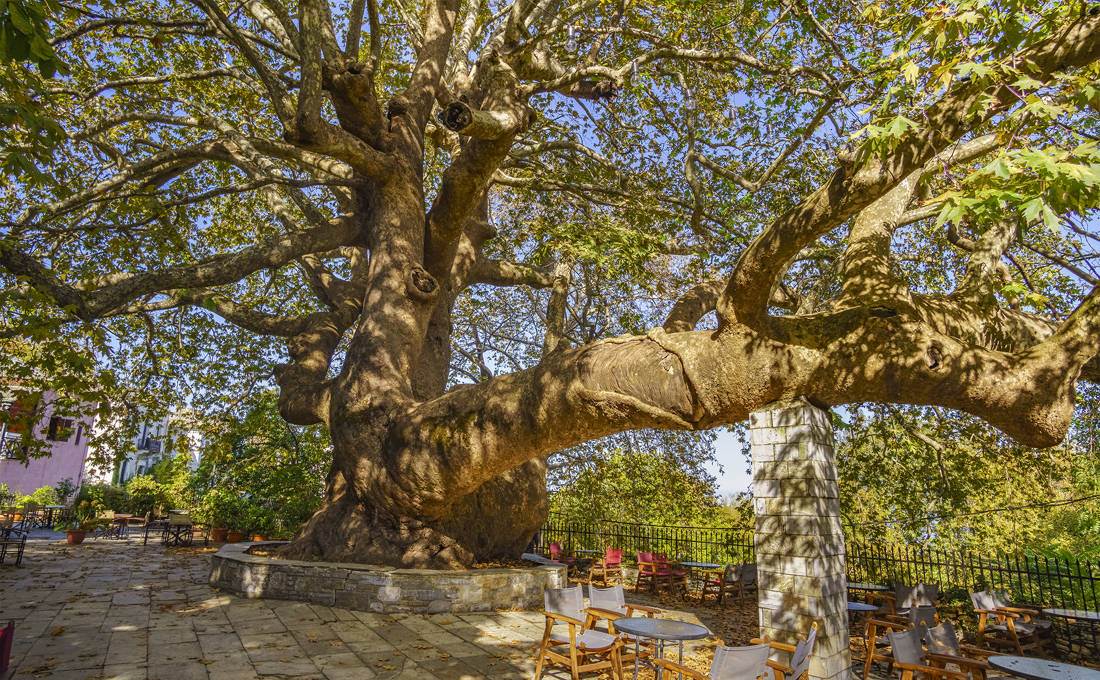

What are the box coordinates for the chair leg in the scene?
[862,647,875,680]
[532,647,547,680]
[612,644,624,680]
[1006,620,1023,656]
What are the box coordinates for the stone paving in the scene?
[0,535,721,680]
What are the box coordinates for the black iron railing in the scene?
[534,515,754,564]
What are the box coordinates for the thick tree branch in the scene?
[470,259,554,287]
[541,257,573,356]
[720,15,1100,329]
[0,216,359,320]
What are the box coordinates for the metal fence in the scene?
[846,542,1100,612]
[538,515,1099,610]
[534,515,755,565]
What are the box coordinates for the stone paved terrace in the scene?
[0,534,723,680]
[0,533,1036,680]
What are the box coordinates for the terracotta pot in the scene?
[251,534,266,542]
[210,527,229,542]
[226,530,245,543]
[66,530,86,545]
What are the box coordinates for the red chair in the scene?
[589,548,624,586]
[655,553,688,591]
[635,551,672,593]
[549,542,578,572]
[701,564,741,604]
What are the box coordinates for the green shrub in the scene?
[18,486,58,507]
[74,483,129,513]
[192,488,247,529]
[125,475,174,517]
[243,501,277,537]
[53,477,76,504]
[0,483,14,506]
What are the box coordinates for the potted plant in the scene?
[222,494,248,542]
[195,488,238,542]
[57,500,104,544]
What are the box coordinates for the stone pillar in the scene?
[751,398,850,680]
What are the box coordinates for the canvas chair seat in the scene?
[549,628,619,649]
[985,621,1036,635]
[586,584,660,652]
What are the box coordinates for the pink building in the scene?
[0,389,96,496]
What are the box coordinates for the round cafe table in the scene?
[612,617,710,680]
[848,583,888,592]
[42,505,64,527]
[988,655,1100,680]
[678,562,722,592]
[848,582,888,605]
[111,514,134,538]
[847,601,879,635]
[679,561,721,570]
[1041,608,1100,623]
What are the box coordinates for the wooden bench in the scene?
[0,527,27,566]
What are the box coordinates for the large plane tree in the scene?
[3,0,1100,567]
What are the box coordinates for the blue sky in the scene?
[709,428,752,497]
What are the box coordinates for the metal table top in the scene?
[1041,608,1100,622]
[847,583,888,592]
[988,656,1100,680]
[612,617,710,642]
[679,562,721,569]
[847,601,880,612]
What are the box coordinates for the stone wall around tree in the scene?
[209,542,568,613]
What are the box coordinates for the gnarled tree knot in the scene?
[439,102,474,132]
[406,265,439,302]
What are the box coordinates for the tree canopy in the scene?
[2,0,1100,566]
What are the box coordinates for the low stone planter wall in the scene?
[209,542,568,613]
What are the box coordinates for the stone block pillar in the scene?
[751,398,850,680]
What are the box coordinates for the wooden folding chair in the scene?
[532,586,625,680]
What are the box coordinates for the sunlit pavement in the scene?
[1,536,732,679]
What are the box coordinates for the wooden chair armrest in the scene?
[767,659,795,674]
[957,644,996,659]
[585,607,625,620]
[971,608,1001,616]
[998,606,1039,616]
[652,657,710,680]
[626,604,661,615]
[541,610,586,627]
[866,618,909,630]
[763,640,799,653]
[925,653,989,669]
[893,661,968,679]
